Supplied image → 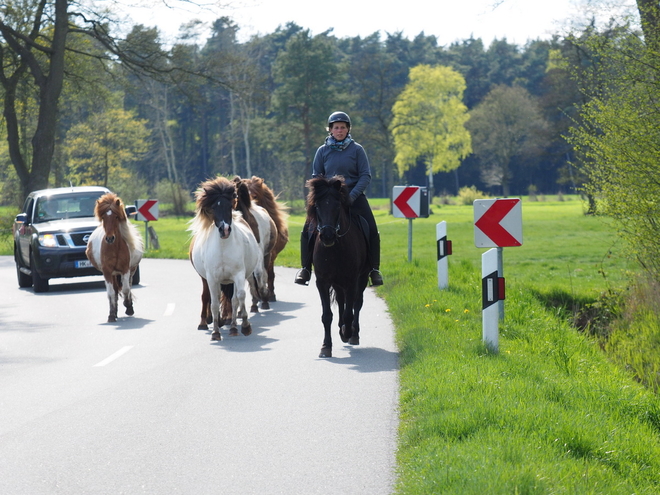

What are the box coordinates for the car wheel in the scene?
[16,258,32,288]
[30,253,49,293]
[131,265,140,286]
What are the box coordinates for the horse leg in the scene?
[248,273,260,314]
[198,278,211,330]
[336,289,350,343]
[267,259,276,302]
[120,272,134,316]
[232,279,251,336]
[105,277,118,323]
[220,283,233,325]
[208,284,222,341]
[318,283,334,358]
[259,256,271,310]
[349,273,368,345]
[348,289,364,346]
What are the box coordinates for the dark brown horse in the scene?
[86,193,143,323]
[306,176,370,358]
[245,176,290,302]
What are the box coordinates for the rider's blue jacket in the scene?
[312,134,371,203]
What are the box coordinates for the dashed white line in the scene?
[93,346,134,367]
[164,303,175,316]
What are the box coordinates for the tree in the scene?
[390,65,472,197]
[567,24,660,281]
[271,29,346,197]
[467,85,548,196]
[64,108,149,187]
[0,0,200,202]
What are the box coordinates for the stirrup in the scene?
[295,267,311,286]
[369,269,383,286]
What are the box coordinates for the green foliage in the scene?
[390,65,472,178]
[457,185,489,205]
[64,108,150,187]
[568,31,660,282]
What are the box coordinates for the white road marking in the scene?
[164,303,175,316]
[93,346,134,367]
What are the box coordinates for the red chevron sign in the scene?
[393,186,429,218]
[473,199,522,247]
[136,199,159,222]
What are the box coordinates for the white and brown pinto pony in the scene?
[86,193,143,323]
[189,177,261,341]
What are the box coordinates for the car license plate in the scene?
[76,259,93,268]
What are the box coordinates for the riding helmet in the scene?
[327,111,351,128]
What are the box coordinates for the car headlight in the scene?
[38,234,58,247]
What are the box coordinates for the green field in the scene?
[2,197,659,493]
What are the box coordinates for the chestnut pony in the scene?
[86,193,143,323]
[306,176,370,358]
[245,176,289,302]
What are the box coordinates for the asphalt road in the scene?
[0,256,399,494]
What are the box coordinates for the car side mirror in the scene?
[15,213,28,224]
[125,205,137,217]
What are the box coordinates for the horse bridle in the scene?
[315,205,351,238]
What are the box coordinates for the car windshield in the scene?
[34,194,101,223]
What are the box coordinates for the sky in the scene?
[119,0,637,46]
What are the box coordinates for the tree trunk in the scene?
[637,0,660,52]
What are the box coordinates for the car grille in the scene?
[55,231,93,247]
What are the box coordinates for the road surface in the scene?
[0,257,399,494]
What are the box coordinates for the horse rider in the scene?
[294,111,384,287]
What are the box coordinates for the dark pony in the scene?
[246,176,290,302]
[306,176,370,358]
[86,193,143,322]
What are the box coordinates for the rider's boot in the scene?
[294,230,312,286]
[369,232,383,286]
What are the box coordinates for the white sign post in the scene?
[436,221,452,290]
[474,199,522,353]
[482,248,504,352]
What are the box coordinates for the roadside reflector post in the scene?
[482,247,505,352]
[436,221,452,290]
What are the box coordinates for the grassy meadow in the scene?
[2,196,660,492]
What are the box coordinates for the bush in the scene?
[457,185,489,205]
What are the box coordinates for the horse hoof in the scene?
[250,305,259,313]
[319,347,332,358]
[241,324,252,336]
[229,328,239,336]
[211,331,222,341]
[339,325,350,343]
[268,294,276,302]
[349,335,360,345]
[198,324,209,330]
[107,316,117,323]
[261,301,270,310]
[125,307,134,316]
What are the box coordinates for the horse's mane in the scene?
[247,176,290,241]
[189,176,238,239]
[95,192,143,253]
[233,176,260,243]
[305,176,350,227]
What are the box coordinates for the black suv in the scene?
[13,186,115,292]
